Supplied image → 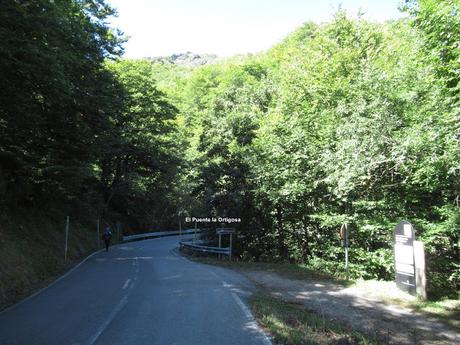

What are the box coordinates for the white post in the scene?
[414,241,427,300]
[64,216,69,261]
[229,233,233,260]
[218,233,222,260]
[345,224,349,280]
[194,221,197,244]
[97,217,100,248]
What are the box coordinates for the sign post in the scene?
[340,224,349,280]
[216,228,236,260]
[229,233,233,260]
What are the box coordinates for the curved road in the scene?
[0,235,271,345]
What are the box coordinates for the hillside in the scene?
[147,52,219,68]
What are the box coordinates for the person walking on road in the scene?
[102,225,113,252]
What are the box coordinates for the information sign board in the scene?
[394,220,416,295]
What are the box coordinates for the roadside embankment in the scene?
[0,210,101,311]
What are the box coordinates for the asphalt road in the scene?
[0,235,271,345]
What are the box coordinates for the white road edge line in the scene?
[86,295,128,345]
[231,292,252,319]
[122,279,131,290]
[231,292,273,345]
[169,248,188,262]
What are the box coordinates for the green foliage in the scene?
[0,1,180,229]
[168,7,459,299]
[100,59,181,228]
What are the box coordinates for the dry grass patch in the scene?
[250,294,378,345]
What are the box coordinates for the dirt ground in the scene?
[239,269,460,345]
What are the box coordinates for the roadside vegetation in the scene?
[380,296,460,331]
[1,0,459,309]
[250,294,377,345]
[0,211,98,310]
[184,254,353,286]
[166,0,459,302]
[249,293,456,345]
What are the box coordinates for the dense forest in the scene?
[0,0,458,302]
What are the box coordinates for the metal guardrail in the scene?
[124,229,231,256]
[123,229,201,242]
[179,239,231,255]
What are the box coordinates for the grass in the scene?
[344,279,460,333]
[0,210,105,311]
[382,296,460,331]
[186,254,354,287]
[249,294,378,345]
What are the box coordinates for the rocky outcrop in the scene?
[147,52,219,68]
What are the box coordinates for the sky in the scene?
[106,0,406,58]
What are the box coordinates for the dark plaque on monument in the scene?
[393,220,416,295]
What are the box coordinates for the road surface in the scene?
[0,235,271,345]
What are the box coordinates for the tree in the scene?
[102,60,180,228]
[0,0,124,208]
